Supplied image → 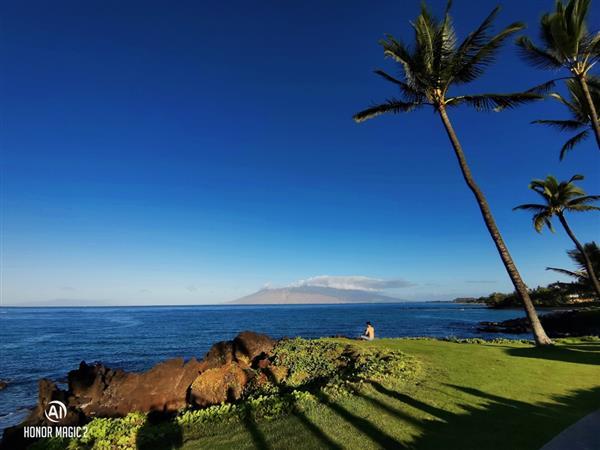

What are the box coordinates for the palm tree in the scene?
[547,242,600,294]
[517,0,600,149]
[514,175,600,298]
[353,2,552,345]
[533,76,600,159]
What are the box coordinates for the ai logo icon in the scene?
[44,400,67,423]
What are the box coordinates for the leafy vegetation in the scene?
[267,338,418,390]
[469,284,588,308]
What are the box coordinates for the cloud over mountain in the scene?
[291,275,413,292]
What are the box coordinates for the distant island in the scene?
[230,285,406,304]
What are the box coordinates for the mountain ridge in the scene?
[230,285,406,304]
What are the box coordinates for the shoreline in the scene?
[479,308,600,337]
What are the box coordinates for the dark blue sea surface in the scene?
[0,302,528,432]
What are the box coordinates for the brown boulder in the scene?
[200,340,236,370]
[189,362,252,407]
[196,332,276,372]
[233,331,276,364]
[66,358,204,416]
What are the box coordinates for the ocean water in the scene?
[0,302,528,432]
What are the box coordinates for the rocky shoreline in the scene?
[0,331,276,450]
[478,308,600,337]
[0,330,417,450]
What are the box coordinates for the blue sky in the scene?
[1,0,599,305]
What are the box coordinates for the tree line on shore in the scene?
[456,241,600,308]
[353,0,599,345]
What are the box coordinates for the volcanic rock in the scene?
[189,362,252,407]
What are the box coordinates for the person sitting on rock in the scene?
[360,321,375,341]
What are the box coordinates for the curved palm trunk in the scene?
[438,106,552,346]
[557,213,600,299]
[578,75,600,150]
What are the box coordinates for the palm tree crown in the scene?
[516,0,599,77]
[514,174,600,232]
[533,76,600,158]
[517,0,600,150]
[353,3,539,122]
[547,241,600,285]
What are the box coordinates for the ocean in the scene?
[0,302,528,433]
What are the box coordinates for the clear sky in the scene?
[1,0,599,305]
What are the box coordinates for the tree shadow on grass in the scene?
[241,414,271,450]
[291,410,344,450]
[315,392,407,449]
[366,381,600,450]
[136,410,183,450]
[504,343,600,366]
[135,378,598,450]
[369,382,449,422]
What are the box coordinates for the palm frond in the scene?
[516,36,564,69]
[586,74,600,90]
[566,194,600,206]
[546,266,587,279]
[532,119,585,131]
[548,91,580,115]
[372,69,424,102]
[566,204,600,212]
[560,129,590,159]
[452,21,525,84]
[512,203,546,212]
[585,32,600,62]
[567,174,585,183]
[353,99,422,123]
[455,6,500,57]
[523,78,569,95]
[379,35,425,91]
[533,211,554,233]
[447,92,541,112]
[567,241,600,276]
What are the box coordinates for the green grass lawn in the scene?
[181,338,600,450]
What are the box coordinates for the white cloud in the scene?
[290,275,413,292]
